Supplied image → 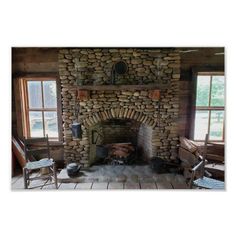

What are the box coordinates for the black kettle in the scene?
[66,163,81,177]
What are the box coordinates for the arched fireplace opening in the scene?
[88,118,153,165]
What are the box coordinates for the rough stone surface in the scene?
[58,48,180,165]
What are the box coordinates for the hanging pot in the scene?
[72,122,82,139]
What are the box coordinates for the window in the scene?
[193,73,225,141]
[20,77,60,141]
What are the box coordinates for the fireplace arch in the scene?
[81,108,157,129]
[86,117,154,165]
[78,107,159,165]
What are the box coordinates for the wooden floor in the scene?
[11,172,189,190]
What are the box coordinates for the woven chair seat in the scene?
[193,176,224,189]
[25,158,54,170]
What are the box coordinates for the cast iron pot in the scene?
[96,145,108,159]
[150,157,168,174]
[66,163,81,177]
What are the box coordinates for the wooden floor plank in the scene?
[124,182,140,189]
[59,183,77,190]
[155,181,173,189]
[28,172,47,189]
[41,180,58,190]
[171,181,188,189]
[12,172,39,189]
[12,177,24,190]
[12,171,54,190]
[11,175,22,185]
[108,182,124,189]
[75,182,93,190]
[140,182,157,189]
[92,182,108,189]
[42,184,57,190]
[29,180,48,189]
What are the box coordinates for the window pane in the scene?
[44,112,58,138]
[29,111,44,137]
[211,76,225,106]
[209,111,224,140]
[194,110,209,140]
[196,76,211,106]
[27,81,42,108]
[43,81,57,108]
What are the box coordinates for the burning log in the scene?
[110,149,130,158]
[106,143,135,159]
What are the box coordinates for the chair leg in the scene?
[53,163,58,189]
[23,168,28,189]
[189,169,196,189]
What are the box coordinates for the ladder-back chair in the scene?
[23,135,58,189]
[189,134,224,189]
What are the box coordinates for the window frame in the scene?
[193,71,225,142]
[19,76,62,143]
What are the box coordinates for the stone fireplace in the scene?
[59,48,180,167]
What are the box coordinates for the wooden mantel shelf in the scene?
[77,84,168,91]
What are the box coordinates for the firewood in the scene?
[179,147,199,167]
[110,146,131,153]
[179,137,197,153]
[111,145,134,152]
[107,143,134,151]
[110,150,130,158]
[183,168,192,179]
[106,142,135,159]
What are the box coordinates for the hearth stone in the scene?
[115,174,127,182]
[57,165,183,184]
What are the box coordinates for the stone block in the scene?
[77,90,90,101]
[148,90,160,100]
[121,91,133,96]
[131,59,142,65]
[172,74,180,79]
[140,91,148,96]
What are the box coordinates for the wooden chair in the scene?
[189,134,224,189]
[23,135,58,189]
